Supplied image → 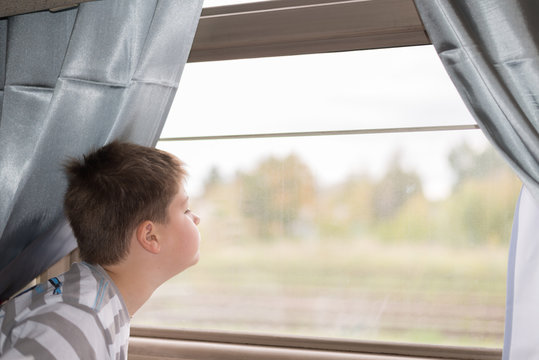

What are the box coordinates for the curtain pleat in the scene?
[0,0,203,301]
[414,0,539,201]
[0,19,5,120]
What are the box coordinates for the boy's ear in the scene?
[135,221,161,254]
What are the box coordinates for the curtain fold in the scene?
[414,0,539,201]
[414,1,538,357]
[0,0,203,301]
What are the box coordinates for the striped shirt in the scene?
[0,262,130,359]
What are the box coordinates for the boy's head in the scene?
[64,141,187,265]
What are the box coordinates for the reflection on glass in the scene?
[133,131,519,347]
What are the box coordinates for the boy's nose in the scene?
[192,213,201,225]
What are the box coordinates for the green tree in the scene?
[316,174,375,238]
[372,153,423,221]
[449,142,508,188]
[238,154,316,238]
[203,166,223,193]
[444,144,521,245]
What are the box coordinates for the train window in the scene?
[132,45,520,347]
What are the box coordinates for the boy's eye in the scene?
[184,209,191,215]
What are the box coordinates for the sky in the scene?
[157,44,490,201]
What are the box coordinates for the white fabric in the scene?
[503,185,539,359]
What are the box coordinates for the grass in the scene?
[133,237,508,348]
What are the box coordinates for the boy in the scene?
[0,141,201,359]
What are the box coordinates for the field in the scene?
[133,237,508,348]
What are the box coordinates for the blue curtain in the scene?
[0,0,203,301]
[414,1,539,357]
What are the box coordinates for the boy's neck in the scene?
[103,265,158,317]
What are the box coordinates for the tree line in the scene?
[197,143,521,246]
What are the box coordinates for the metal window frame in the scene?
[159,125,480,142]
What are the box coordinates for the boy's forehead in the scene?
[176,182,188,198]
[170,185,188,209]
[172,155,187,182]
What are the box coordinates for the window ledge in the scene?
[129,326,502,360]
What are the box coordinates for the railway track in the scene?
[135,286,505,343]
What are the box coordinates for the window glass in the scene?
[134,132,518,347]
[162,46,476,139]
[132,47,520,347]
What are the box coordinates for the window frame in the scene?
[6,0,504,357]
[188,0,430,62]
[139,0,500,357]
[129,326,503,360]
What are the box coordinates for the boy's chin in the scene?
[190,252,200,267]
[177,253,200,274]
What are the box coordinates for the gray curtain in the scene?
[414,0,539,200]
[414,0,539,357]
[0,0,203,301]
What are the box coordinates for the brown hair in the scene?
[63,141,186,265]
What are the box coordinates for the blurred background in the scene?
[132,45,520,347]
